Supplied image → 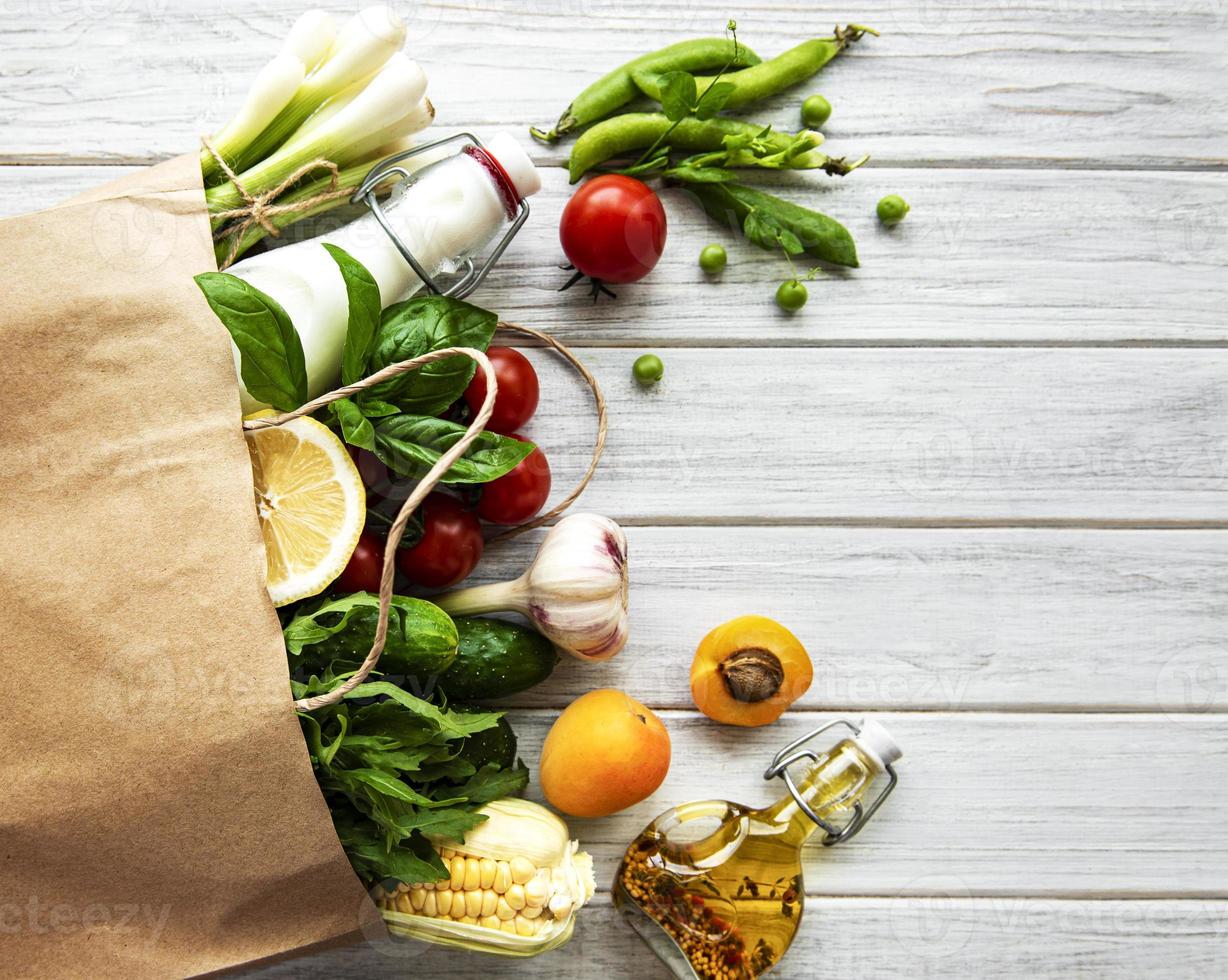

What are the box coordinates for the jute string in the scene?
[203,137,354,271]
[248,330,606,712]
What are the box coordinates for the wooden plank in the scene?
[0,0,1224,167]
[521,346,1228,523]
[5,165,1223,345]
[243,899,1228,979]
[462,527,1228,712]
[492,712,1228,897]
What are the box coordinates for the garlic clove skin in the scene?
[523,514,628,661]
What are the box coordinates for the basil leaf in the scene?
[194,272,307,411]
[373,415,534,485]
[658,70,698,121]
[695,81,735,119]
[322,244,382,385]
[331,397,375,451]
[362,295,496,416]
[356,398,401,418]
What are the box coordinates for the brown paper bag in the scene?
[0,155,378,977]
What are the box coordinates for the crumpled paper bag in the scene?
[0,154,377,978]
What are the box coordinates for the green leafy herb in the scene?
[362,296,497,416]
[194,271,307,411]
[373,415,535,485]
[331,397,375,451]
[658,70,698,121]
[322,244,382,386]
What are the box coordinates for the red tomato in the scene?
[396,493,484,589]
[463,346,540,435]
[477,436,552,525]
[335,530,386,594]
[559,175,667,285]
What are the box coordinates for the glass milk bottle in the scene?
[225,132,541,413]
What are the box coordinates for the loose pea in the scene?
[876,194,910,225]
[633,353,664,386]
[801,94,832,128]
[775,279,808,313]
[699,244,727,275]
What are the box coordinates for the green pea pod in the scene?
[284,592,459,678]
[684,181,859,268]
[634,25,876,111]
[531,37,760,143]
[568,113,798,183]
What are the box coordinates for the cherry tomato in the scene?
[560,175,667,285]
[477,436,552,525]
[396,493,484,589]
[463,346,540,435]
[335,530,386,594]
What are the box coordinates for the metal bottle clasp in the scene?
[352,132,531,300]
[762,718,898,847]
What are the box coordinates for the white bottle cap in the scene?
[485,131,542,200]
[853,718,902,771]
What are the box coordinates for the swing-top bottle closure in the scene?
[762,717,901,846]
[352,131,536,300]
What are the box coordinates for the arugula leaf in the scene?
[658,70,698,121]
[346,681,502,739]
[399,807,488,844]
[362,296,496,416]
[194,272,307,411]
[373,415,534,485]
[322,244,381,385]
[331,397,375,451]
[456,762,531,804]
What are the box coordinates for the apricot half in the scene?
[690,615,813,727]
[539,689,671,817]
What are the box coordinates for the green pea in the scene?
[876,194,910,225]
[775,279,808,313]
[699,244,727,275]
[801,94,832,128]
[633,353,664,386]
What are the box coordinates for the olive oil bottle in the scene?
[613,718,901,979]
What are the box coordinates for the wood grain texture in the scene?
[3,165,1225,345]
[454,527,1228,712]
[511,346,1228,523]
[0,0,1224,167]
[240,900,1228,979]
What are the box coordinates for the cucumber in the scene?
[454,713,518,772]
[283,592,459,677]
[438,617,559,700]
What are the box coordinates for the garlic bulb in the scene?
[435,514,628,661]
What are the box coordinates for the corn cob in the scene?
[376,798,596,956]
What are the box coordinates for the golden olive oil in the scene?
[614,720,901,979]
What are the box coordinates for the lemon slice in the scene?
[245,415,366,607]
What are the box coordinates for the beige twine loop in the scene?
[203,137,354,271]
[250,328,605,713]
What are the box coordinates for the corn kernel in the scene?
[495,896,515,921]
[463,857,482,892]
[501,919,518,934]
[520,904,543,920]
[478,857,497,889]
[480,889,498,918]
[479,914,501,930]
[435,890,453,917]
[409,887,426,912]
[510,857,535,885]
[514,914,538,937]
[449,856,465,890]
[394,893,412,914]
[439,848,455,860]
[493,861,511,894]
[458,916,477,926]
[464,889,483,919]
[426,891,440,917]
[548,894,572,919]
[506,883,526,911]
[524,876,548,907]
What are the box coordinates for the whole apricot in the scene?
[539,689,671,817]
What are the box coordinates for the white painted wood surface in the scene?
[2,0,1226,976]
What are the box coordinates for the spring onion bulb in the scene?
[280,9,337,71]
[199,53,305,183]
[206,53,429,223]
[230,6,407,175]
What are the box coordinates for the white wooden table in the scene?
[4,1,1226,976]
